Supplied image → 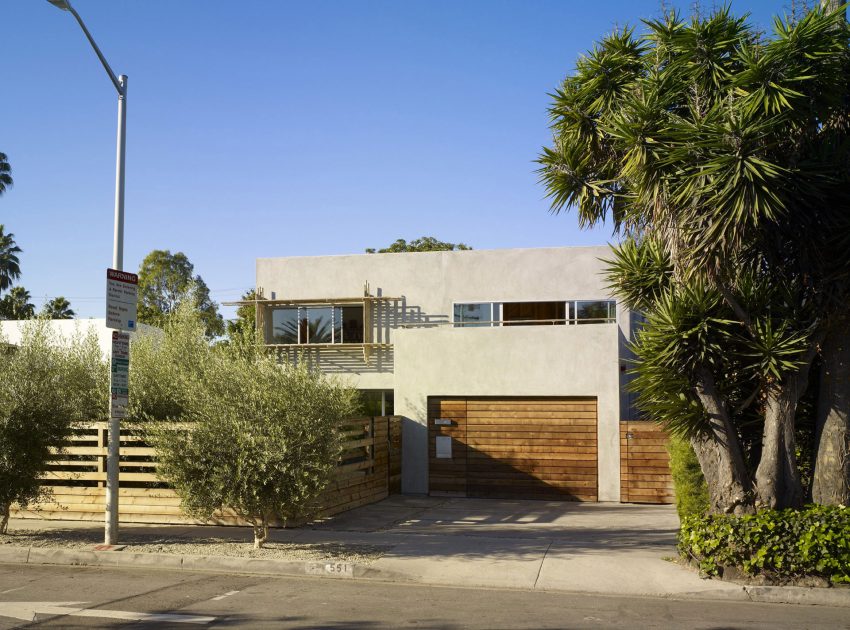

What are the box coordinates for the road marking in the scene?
[0,601,215,624]
[211,590,240,601]
[0,588,24,595]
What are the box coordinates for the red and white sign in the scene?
[106,268,138,331]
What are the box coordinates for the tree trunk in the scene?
[0,502,9,535]
[753,339,818,510]
[813,322,850,505]
[252,523,268,549]
[693,368,753,514]
[755,385,805,509]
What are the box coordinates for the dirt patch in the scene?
[1,529,390,563]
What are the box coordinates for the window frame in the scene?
[452,300,617,327]
[268,303,366,344]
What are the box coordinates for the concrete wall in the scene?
[393,324,622,500]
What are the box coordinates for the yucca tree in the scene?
[539,6,850,511]
[0,153,11,196]
[41,296,75,320]
[0,226,22,293]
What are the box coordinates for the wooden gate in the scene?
[620,421,675,504]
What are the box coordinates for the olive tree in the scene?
[146,323,358,548]
[0,321,107,533]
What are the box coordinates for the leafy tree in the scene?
[366,236,472,253]
[0,226,22,293]
[41,296,75,320]
[0,287,35,320]
[0,322,107,533]
[144,313,358,547]
[137,249,224,338]
[225,289,264,340]
[129,302,212,423]
[0,153,11,196]
[539,6,850,511]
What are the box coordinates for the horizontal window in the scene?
[452,300,615,327]
[269,305,364,344]
[574,300,616,324]
[503,301,565,326]
[454,303,493,327]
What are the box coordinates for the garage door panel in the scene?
[466,419,596,428]
[429,396,598,501]
[466,400,596,408]
[467,411,597,420]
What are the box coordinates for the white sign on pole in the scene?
[110,331,130,419]
[106,268,138,331]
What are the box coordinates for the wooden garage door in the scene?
[429,397,598,501]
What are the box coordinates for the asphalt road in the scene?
[0,564,847,630]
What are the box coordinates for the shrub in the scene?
[146,335,358,548]
[0,321,107,532]
[128,302,210,422]
[667,433,709,519]
[679,505,850,584]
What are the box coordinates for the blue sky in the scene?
[2,0,788,320]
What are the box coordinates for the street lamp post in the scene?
[48,0,127,545]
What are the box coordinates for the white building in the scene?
[251,246,637,502]
[0,318,159,358]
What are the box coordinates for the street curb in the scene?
[0,545,403,582]
[1,545,848,607]
[744,585,850,607]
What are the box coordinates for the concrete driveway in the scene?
[292,495,743,598]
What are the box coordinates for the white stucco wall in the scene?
[393,325,622,500]
[256,246,629,501]
[257,246,617,320]
[0,318,160,358]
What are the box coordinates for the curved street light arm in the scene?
[62,1,123,95]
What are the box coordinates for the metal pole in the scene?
[105,75,127,546]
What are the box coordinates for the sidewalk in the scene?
[2,496,849,607]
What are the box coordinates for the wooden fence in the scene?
[620,421,675,504]
[12,416,402,525]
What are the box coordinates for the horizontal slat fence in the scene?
[620,421,675,504]
[12,416,402,526]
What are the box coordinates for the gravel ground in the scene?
[0,529,390,563]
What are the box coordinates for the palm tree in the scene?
[41,296,75,320]
[0,286,35,320]
[0,153,11,196]
[0,226,22,293]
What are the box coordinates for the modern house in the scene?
[245,245,658,503]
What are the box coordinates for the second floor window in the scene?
[453,300,616,327]
[270,305,364,344]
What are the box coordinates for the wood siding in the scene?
[429,397,598,501]
[12,416,402,525]
[428,398,468,495]
[620,421,675,504]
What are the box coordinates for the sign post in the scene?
[105,268,138,545]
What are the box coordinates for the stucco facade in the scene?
[256,246,631,501]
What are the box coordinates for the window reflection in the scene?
[575,301,616,324]
[454,303,491,327]
[269,305,364,344]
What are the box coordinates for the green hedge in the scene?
[679,505,850,584]
[667,434,709,518]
